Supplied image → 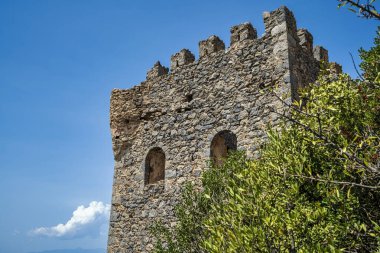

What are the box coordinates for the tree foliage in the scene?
[360,29,380,82]
[151,27,380,253]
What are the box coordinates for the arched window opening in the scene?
[210,130,237,166]
[145,147,165,185]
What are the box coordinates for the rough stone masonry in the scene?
[107,6,341,253]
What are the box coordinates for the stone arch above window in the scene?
[144,147,165,185]
[210,130,237,166]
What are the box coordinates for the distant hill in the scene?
[28,248,105,253]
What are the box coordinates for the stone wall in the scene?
[107,6,340,253]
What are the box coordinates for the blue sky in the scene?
[0,1,378,253]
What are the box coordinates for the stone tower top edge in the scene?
[112,5,337,96]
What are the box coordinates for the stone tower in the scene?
[107,6,341,253]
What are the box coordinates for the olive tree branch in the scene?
[268,107,379,175]
[282,173,380,189]
[338,0,380,20]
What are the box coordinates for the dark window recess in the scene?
[210,130,237,166]
[144,147,165,185]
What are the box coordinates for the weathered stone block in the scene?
[297,28,313,53]
[146,61,168,80]
[165,169,176,179]
[199,35,225,58]
[313,45,329,62]
[264,5,297,37]
[230,22,257,45]
[170,49,195,70]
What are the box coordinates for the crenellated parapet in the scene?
[170,49,195,71]
[313,45,329,62]
[297,29,313,53]
[263,6,297,39]
[108,6,343,253]
[140,6,339,84]
[146,61,169,80]
[199,35,225,58]
[230,22,257,45]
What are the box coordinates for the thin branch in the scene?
[270,108,379,175]
[349,52,365,81]
[284,173,380,190]
[339,0,380,19]
[269,91,319,119]
[317,113,322,136]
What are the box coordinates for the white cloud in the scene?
[31,201,111,239]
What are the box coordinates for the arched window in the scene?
[210,130,237,166]
[144,147,165,185]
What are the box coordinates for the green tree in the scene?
[151,26,380,253]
